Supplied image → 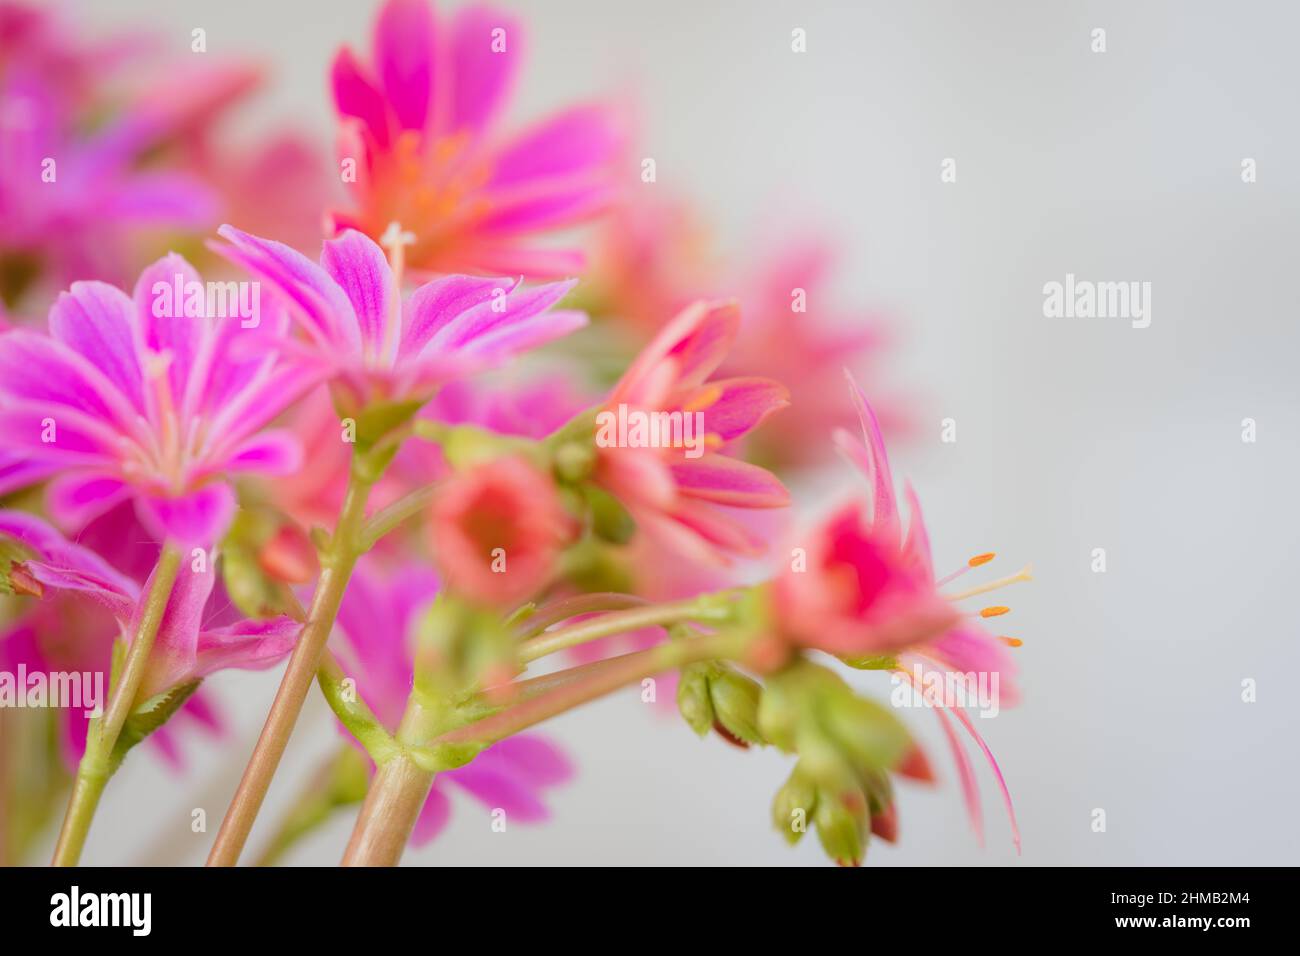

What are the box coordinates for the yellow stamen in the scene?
[944,564,1033,602]
[969,552,996,567]
[980,605,1010,618]
[999,636,1023,647]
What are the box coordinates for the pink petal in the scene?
[448,5,521,133]
[670,455,790,508]
[428,278,577,352]
[46,473,132,530]
[135,484,236,547]
[401,274,518,359]
[476,734,573,787]
[48,281,144,415]
[215,225,359,350]
[840,370,899,539]
[134,553,217,698]
[454,308,587,362]
[191,616,299,683]
[331,48,391,148]
[320,230,401,360]
[448,763,550,823]
[223,430,303,476]
[948,703,1021,854]
[373,0,436,132]
[410,784,453,847]
[690,377,789,442]
[0,509,138,615]
[489,104,621,187]
[132,255,205,411]
[610,301,739,407]
[0,329,139,429]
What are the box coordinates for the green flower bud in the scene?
[821,691,911,772]
[814,785,870,867]
[677,663,715,737]
[772,763,818,845]
[709,666,764,746]
[584,484,636,544]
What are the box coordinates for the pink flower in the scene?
[429,456,573,607]
[0,508,297,719]
[215,225,586,416]
[0,2,262,300]
[328,0,622,278]
[721,235,904,469]
[594,300,790,564]
[0,254,312,545]
[331,562,573,846]
[801,373,1022,850]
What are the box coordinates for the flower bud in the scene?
[814,785,869,867]
[772,763,818,845]
[708,666,763,746]
[870,801,899,843]
[677,663,715,737]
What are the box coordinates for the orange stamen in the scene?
[999,636,1023,647]
[968,552,996,567]
[980,605,1010,618]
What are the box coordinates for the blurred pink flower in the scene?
[722,236,903,468]
[801,373,1021,850]
[429,455,572,607]
[330,562,572,845]
[328,0,622,277]
[595,300,790,565]
[0,2,263,301]
[0,254,313,545]
[216,226,586,416]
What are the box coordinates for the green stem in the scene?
[340,693,442,867]
[207,461,376,866]
[517,593,738,664]
[51,544,182,866]
[339,631,746,866]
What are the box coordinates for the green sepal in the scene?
[317,664,399,764]
[106,680,201,776]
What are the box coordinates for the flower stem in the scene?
[207,465,375,866]
[340,694,441,867]
[51,543,183,866]
[339,631,745,866]
[517,594,738,664]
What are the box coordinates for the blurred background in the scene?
[15,0,1298,865]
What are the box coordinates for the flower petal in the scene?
[46,473,132,531]
[320,230,400,361]
[331,48,391,148]
[489,104,621,187]
[135,485,236,547]
[670,455,790,508]
[48,280,144,415]
[690,377,789,443]
[215,225,359,350]
[373,0,436,132]
[191,616,299,684]
[401,274,517,359]
[448,5,521,133]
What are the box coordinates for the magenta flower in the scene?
[594,300,790,564]
[0,508,297,713]
[328,0,622,277]
[0,253,312,545]
[822,373,1022,850]
[331,562,573,845]
[216,225,586,416]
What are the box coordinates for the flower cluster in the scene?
[0,0,1028,869]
